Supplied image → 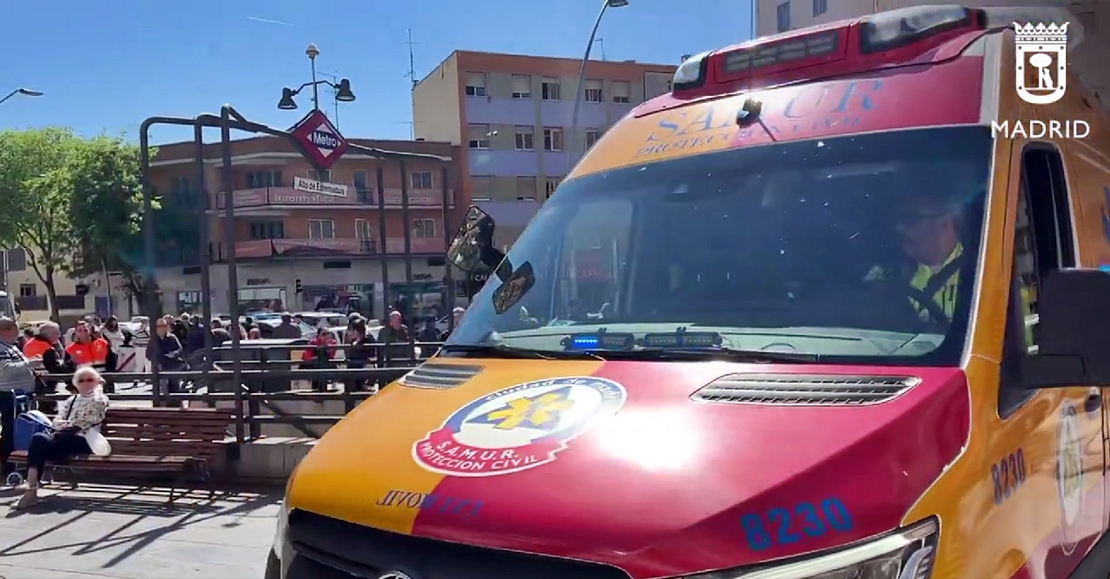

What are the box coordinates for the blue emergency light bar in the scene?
[566,333,636,351]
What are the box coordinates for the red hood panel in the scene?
[412,362,970,578]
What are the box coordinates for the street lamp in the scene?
[0,88,43,105]
[276,44,356,111]
[569,0,629,170]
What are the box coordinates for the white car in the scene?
[296,312,349,328]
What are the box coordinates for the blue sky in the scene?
[2,0,754,145]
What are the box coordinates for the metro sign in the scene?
[290,109,349,171]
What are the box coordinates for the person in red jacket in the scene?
[301,328,337,392]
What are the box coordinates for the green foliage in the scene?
[0,128,148,320]
[67,135,146,277]
[0,128,78,247]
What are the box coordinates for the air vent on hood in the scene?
[399,364,482,390]
[692,374,920,405]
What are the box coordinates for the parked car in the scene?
[296,312,349,328]
[255,318,315,339]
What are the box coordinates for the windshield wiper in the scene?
[439,344,604,361]
[585,347,820,364]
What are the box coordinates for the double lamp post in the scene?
[277,44,356,111]
[0,87,43,106]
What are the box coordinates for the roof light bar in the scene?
[672,50,710,91]
[859,5,977,55]
[721,30,839,76]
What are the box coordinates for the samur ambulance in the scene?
[269,5,1110,579]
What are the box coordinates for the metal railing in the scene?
[33,341,445,445]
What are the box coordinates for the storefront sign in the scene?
[246,278,272,286]
[413,273,434,281]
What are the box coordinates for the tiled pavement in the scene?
[0,483,279,578]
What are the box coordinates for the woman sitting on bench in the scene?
[16,366,110,509]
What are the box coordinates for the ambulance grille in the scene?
[399,364,482,389]
[692,374,920,405]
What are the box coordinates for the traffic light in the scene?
[295,279,302,294]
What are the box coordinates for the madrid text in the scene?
[991,119,1090,140]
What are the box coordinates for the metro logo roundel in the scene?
[290,109,349,171]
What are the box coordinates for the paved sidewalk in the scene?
[0,483,279,578]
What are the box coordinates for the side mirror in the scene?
[13,303,20,316]
[1024,268,1110,387]
[493,262,536,314]
[447,206,504,273]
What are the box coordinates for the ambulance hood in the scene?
[286,359,970,578]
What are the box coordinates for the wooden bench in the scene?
[10,407,233,503]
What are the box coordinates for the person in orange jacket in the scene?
[23,321,77,406]
[65,322,111,368]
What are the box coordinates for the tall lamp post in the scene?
[277,44,357,111]
[569,0,629,171]
[0,88,43,106]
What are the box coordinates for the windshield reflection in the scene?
[448,126,993,366]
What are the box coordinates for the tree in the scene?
[0,129,146,322]
[0,128,77,245]
[67,136,148,315]
[0,129,81,321]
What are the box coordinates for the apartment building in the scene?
[412,50,676,240]
[755,0,1107,107]
[1,248,119,324]
[147,135,463,320]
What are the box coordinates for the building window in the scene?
[355,219,373,240]
[545,177,562,198]
[514,126,535,150]
[468,124,491,149]
[308,219,335,239]
[18,284,35,297]
[512,74,532,99]
[247,170,282,188]
[543,127,564,152]
[249,221,285,240]
[413,218,437,238]
[812,0,826,16]
[171,176,190,195]
[465,72,487,97]
[584,79,603,103]
[541,77,561,101]
[353,170,370,202]
[470,175,493,201]
[410,171,433,189]
[516,177,537,200]
[611,81,631,104]
[4,248,26,271]
[586,129,601,149]
[777,1,791,32]
[353,170,368,190]
[308,169,331,182]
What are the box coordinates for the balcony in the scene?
[212,237,446,261]
[210,187,455,211]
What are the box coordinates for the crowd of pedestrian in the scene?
[0,317,114,503]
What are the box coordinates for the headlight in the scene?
[688,518,937,579]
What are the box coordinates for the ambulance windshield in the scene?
[447,126,993,366]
